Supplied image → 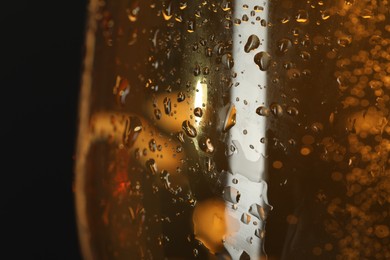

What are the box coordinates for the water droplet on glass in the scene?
[146,159,158,175]
[295,10,309,23]
[286,106,299,116]
[337,35,352,47]
[182,120,197,137]
[360,8,372,19]
[223,104,237,131]
[123,116,142,148]
[254,51,272,71]
[321,10,330,20]
[206,157,215,172]
[280,16,290,24]
[187,19,196,33]
[205,47,212,57]
[163,97,172,115]
[194,107,203,117]
[292,27,300,36]
[154,108,162,120]
[148,139,157,152]
[127,6,140,22]
[193,64,201,76]
[160,170,172,190]
[270,103,283,117]
[222,53,234,69]
[244,34,260,53]
[199,137,214,153]
[256,106,270,116]
[179,1,187,10]
[300,51,311,60]
[177,131,185,143]
[276,38,292,54]
[241,213,251,224]
[175,13,183,22]
[162,0,173,20]
[254,5,264,12]
[177,92,186,102]
[221,0,232,11]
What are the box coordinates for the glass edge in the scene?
[74,0,99,259]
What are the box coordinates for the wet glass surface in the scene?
[75,1,390,259]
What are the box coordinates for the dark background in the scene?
[1,1,88,259]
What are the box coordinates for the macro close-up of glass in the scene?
[74,0,390,259]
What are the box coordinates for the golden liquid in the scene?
[75,0,390,259]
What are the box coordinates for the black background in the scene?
[1,1,87,259]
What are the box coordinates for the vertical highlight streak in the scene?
[223,1,272,259]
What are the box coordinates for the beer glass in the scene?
[74,0,390,259]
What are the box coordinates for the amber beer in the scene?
[75,0,390,259]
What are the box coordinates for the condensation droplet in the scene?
[254,51,272,71]
[277,38,292,54]
[149,139,157,152]
[220,0,232,11]
[256,106,270,116]
[205,47,212,57]
[321,10,330,20]
[187,19,196,33]
[223,104,236,131]
[127,6,140,22]
[270,103,283,117]
[254,5,264,12]
[146,159,158,175]
[193,248,199,257]
[123,116,142,148]
[182,120,197,138]
[177,92,186,102]
[244,34,260,53]
[177,131,185,143]
[295,10,309,23]
[162,0,173,20]
[222,53,234,69]
[300,51,311,60]
[154,108,162,120]
[286,106,299,116]
[194,107,203,117]
[337,35,352,47]
[163,97,172,114]
[199,137,214,153]
[179,1,187,10]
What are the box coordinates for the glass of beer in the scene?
[74,0,390,259]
